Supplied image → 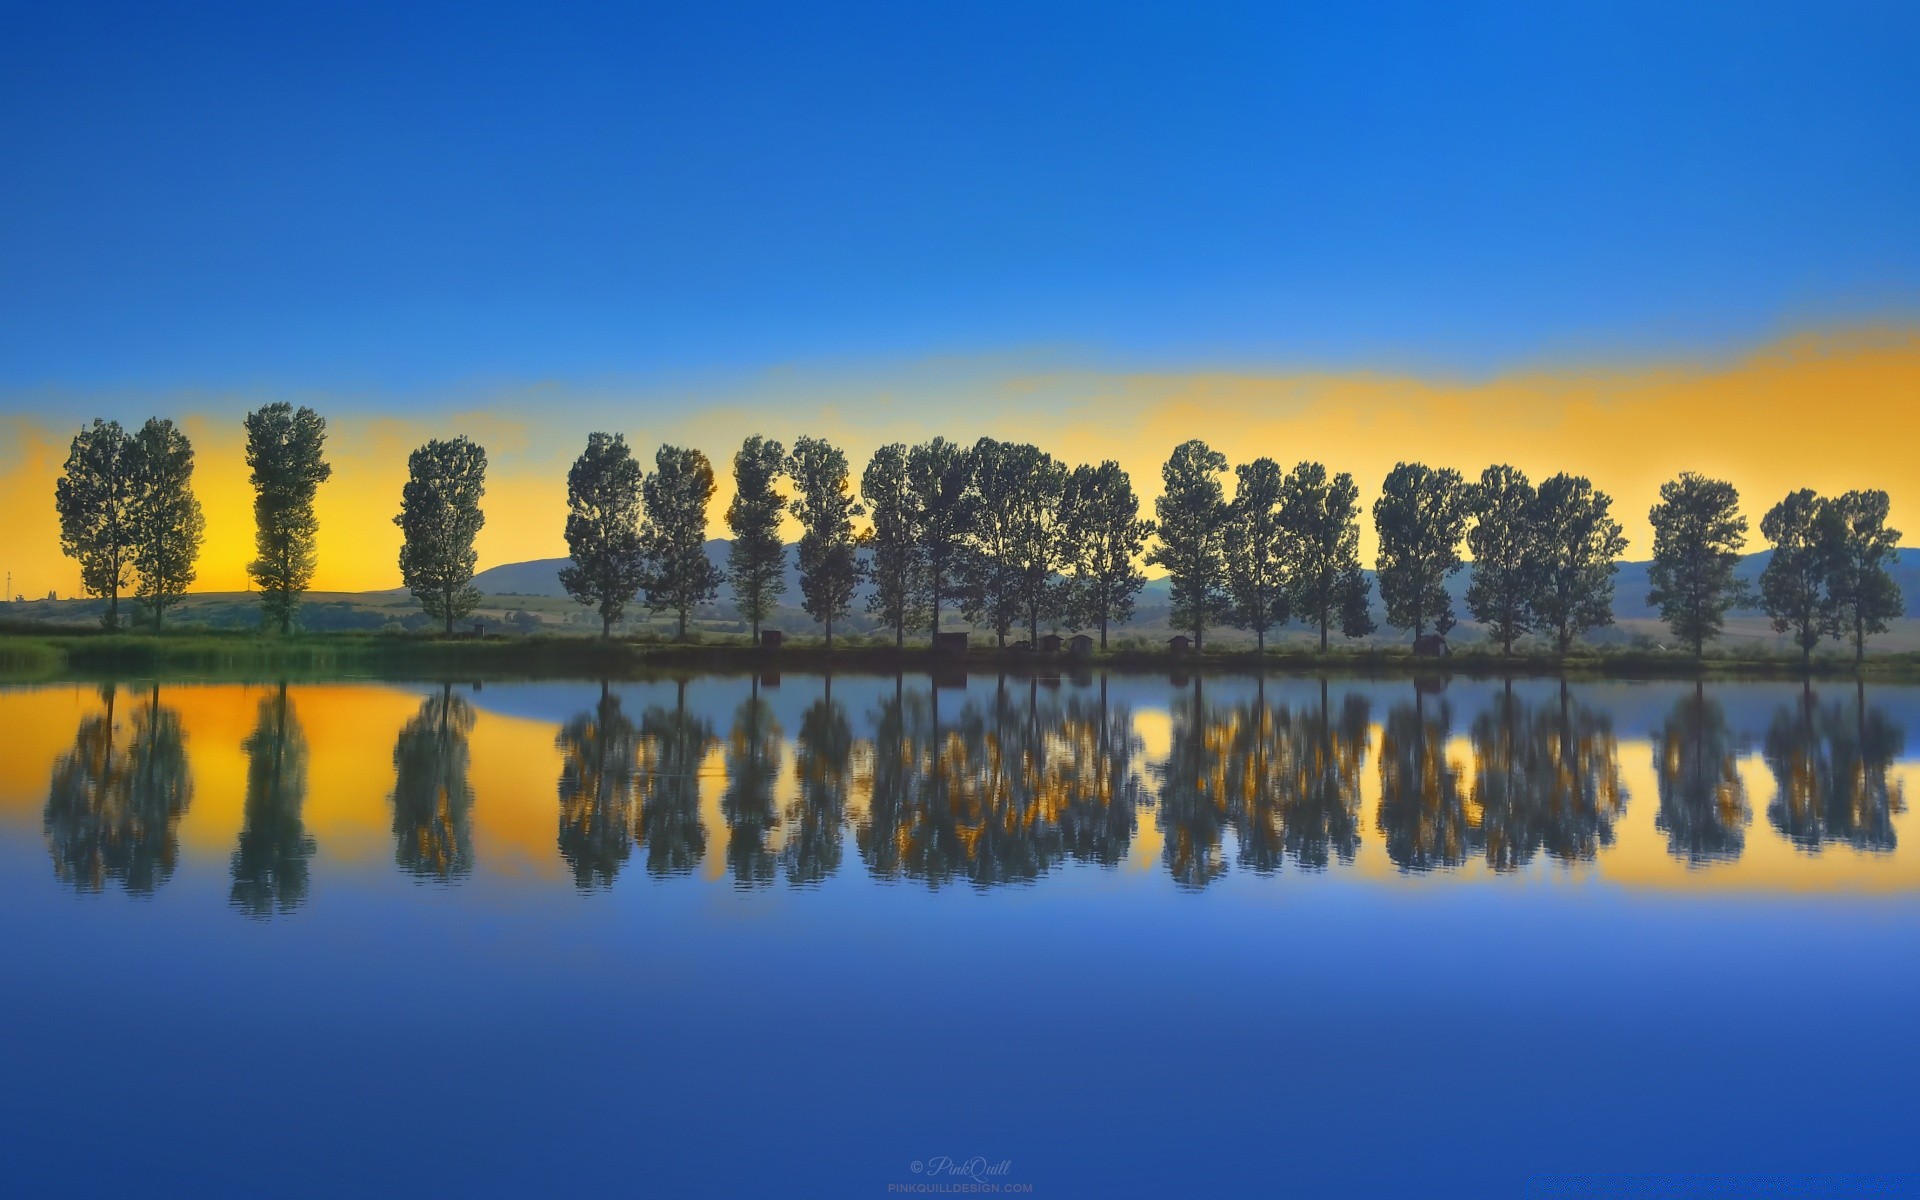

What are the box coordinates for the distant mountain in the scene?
[475,545,1916,622]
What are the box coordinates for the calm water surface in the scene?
[2,672,1916,1198]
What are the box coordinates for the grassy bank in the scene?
[3,623,1918,682]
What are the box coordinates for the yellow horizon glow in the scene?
[3,325,1917,599]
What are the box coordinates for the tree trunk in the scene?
[445,612,454,637]
[895,620,903,649]
[1099,614,1108,651]
[825,616,833,651]
[1256,628,1264,653]
[677,610,688,642]
[602,613,613,639]
[1319,616,1329,653]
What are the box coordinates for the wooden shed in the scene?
[1038,634,1063,654]
[1168,635,1192,654]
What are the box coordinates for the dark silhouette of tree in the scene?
[127,418,205,629]
[1279,463,1373,651]
[1652,684,1749,865]
[637,681,716,877]
[1647,472,1747,656]
[1373,462,1468,642]
[726,435,788,642]
[721,685,783,887]
[1376,691,1479,872]
[231,684,316,916]
[1059,461,1150,649]
[1757,489,1838,666]
[964,439,1067,647]
[244,404,333,634]
[785,687,853,886]
[555,682,640,889]
[1465,465,1539,655]
[44,684,192,894]
[789,436,866,649]
[560,432,648,638]
[861,443,924,647]
[906,437,976,642]
[1222,458,1290,652]
[1146,440,1229,651]
[1469,684,1625,870]
[1151,679,1230,888]
[395,436,488,635]
[1529,473,1627,655]
[1764,685,1904,853]
[54,419,137,628]
[642,444,723,641]
[1824,489,1904,665]
[389,684,476,881]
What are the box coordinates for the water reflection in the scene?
[1469,684,1626,871]
[231,684,316,917]
[1764,686,1906,854]
[1153,680,1230,888]
[44,684,193,895]
[636,683,715,878]
[785,687,852,887]
[1377,692,1480,873]
[1653,686,1750,865]
[555,682,639,890]
[390,684,476,882]
[722,685,784,888]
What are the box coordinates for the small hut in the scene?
[936,631,970,652]
[1038,634,1063,654]
[760,629,783,650]
[1412,634,1450,658]
[1168,635,1192,655]
[1068,634,1094,656]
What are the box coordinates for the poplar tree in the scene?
[1647,472,1747,657]
[1372,462,1468,641]
[725,435,788,643]
[906,437,975,642]
[1824,489,1903,665]
[862,443,922,647]
[1145,440,1229,650]
[128,418,206,630]
[54,419,137,628]
[1529,473,1627,655]
[395,436,488,635]
[642,444,723,641]
[1464,464,1538,655]
[1222,457,1289,652]
[1278,462,1372,651]
[1756,489,1837,666]
[788,435,866,649]
[1060,460,1150,650]
[963,439,1063,647]
[244,403,332,634]
[560,433,648,638]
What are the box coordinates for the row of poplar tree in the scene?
[52,409,1905,659]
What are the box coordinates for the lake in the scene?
[1,671,1915,1198]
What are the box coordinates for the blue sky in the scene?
[2,0,1916,395]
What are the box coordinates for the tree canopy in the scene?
[1647,472,1747,656]
[725,435,789,641]
[642,444,723,641]
[244,403,332,634]
[395,436,488,634]
[1373,462,1468,641]
[559,433,648,638]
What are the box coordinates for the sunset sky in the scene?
[2,2,1917,595]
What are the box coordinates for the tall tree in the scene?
[127,418,205,630]
[788,436,866,649]
[1373,462,1468,641]
[861,443,922,647]
[1222,457,1290,652]
[641,444,723,641]
[725,435,788,642]
[54,419,137,628]
[1757,489,1837,667]
[1824,489,1904,665]
[1464,464,1538,655]
[1059,460,1150,650]
[560,432,648,638]
[1146,441,1228,650]
[243,403,332,634]
[394,436,488,635]
[906,437,975,642]
[964,439,1064,647]
[1529,473,1627,655]
[1279,462,1373,651]
[1647,472,1748,657]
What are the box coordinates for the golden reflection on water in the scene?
[0,677,1913,901]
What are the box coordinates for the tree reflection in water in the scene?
[1153,678,1231,889]
[555,681,639,890]
[231,683,316,917]
[637,681,716,878]
[1376,690,1479,873]
[722,681,783,888]
[784,682,853,887]
[389,684,476,882]
[45,683,193,895]
[1469,683,1626,871]
[1220,678,1371,877]
[1765,684,1905,854]
[1654,684,1750,865]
